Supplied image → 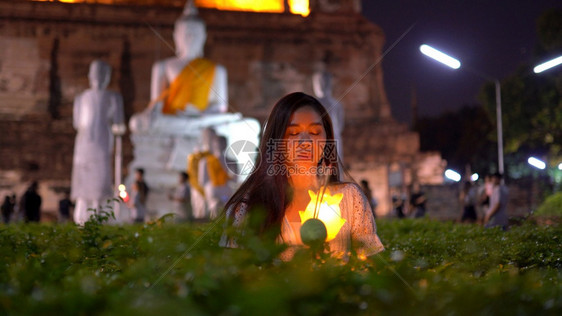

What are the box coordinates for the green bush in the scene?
[536,192,562,216]
[0,216,560,315]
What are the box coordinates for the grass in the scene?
[0,213,560,315]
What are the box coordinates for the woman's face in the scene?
[283,106,327,170]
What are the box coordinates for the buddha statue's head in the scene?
[174,1,206,60]
[88,59,111,90]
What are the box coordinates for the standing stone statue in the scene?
[71,60,125,225]
[312,68,345,167]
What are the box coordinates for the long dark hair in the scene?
[224,92,340,234]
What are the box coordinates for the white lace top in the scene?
[220,182,384,260]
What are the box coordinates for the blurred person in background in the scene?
[459,181,478,223]
[21,181,42,223]
[484,173,508,230]
[1,194,16,223]
[409,182,427,218]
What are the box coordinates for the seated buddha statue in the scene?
[130,1,228,134]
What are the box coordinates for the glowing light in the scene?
[288,0,310,17]
[33,0,310,17]
[299,189,346,242]
[118,184,129,202]
[34,0,114,3]
[528,157,546,170]
[533,56,562,73]
[196,0,282,13]
[420,44,461,69]
[558,163,562,170]
[196,0,309,16]
[471,173,479,182]
[444,169,461,182]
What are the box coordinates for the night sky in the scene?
[361,0,562,125]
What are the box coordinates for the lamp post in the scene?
[494,79,504,176]
[420,44,504,175]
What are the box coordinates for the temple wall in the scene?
[420,183,535,221]
[0,0,429,217]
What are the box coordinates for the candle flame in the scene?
[299,189,346,242]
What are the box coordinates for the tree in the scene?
[415,105,496,175]
[479,8,562,174]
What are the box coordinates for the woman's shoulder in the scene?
[327,182,364,195]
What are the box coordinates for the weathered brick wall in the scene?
[0,0,419,215]
[420,183,535,221]
[0,0,389,169]
[0,115,74,181]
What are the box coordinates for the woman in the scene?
[220,92,383,260]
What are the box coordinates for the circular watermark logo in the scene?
[224,140,261,176]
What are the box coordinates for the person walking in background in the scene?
[409,182,427,218]
[129,168,149,223]
[392,194,406,219]
[360,179,378,218]
[21,181,42,223]
[484,172,509,230]
[478,174,492,223]
[459,181,478,223]
[10,194,20,222]
[169,171,192,222]
[1,195,15,223]
[58,190,74,223]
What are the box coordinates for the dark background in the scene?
[361,0,562,125]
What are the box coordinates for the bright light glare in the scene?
[420,44,461,69]
[289,0,310,16]
[528,157,546,170]
[471,173,479,182]
[196,0,310,16]
[118,184,126,191]
[533,56,562,73]
[445,169,461,182]
[558,163,562,170]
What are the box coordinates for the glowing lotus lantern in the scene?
[299,189,346,244]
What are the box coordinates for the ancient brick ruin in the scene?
[0,0,445,217]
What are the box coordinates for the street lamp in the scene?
[419,44,460,69]
[444,169,461,182]
[420,44,504,176]
[527,157,546,170]
[533,55,562,73]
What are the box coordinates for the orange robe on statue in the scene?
[161,58,216,115]
[187,151,230,197]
